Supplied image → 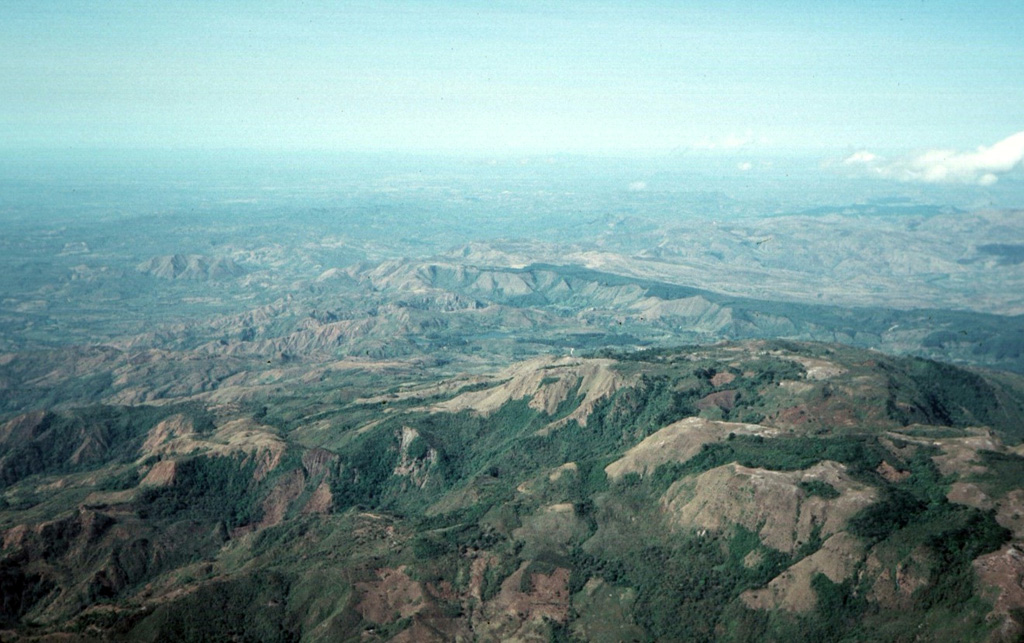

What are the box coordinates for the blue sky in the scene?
[2,1,1022,157]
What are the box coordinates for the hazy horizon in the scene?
[4,1,1023,160]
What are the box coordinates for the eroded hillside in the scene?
[3,341,1024,641]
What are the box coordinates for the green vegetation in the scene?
[0,402,214,489]
[3,341,1024,641]
[798,480,840,499]
[885,357,1007,429]
[646,434,885,494]
[137,455,261,529]
[97,467,141,491]
[969,449,1024,495]
[129,571,299,642]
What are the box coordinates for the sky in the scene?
[2,0,1023,165]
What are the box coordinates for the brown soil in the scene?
[140,460,177,487]
[472,562,571,641]
[301,480,333,515]
[876,461,910,483]
[864,550,930,611]
[742,532,865,612]
[661,461,876,553]
[973,544,1024,642]
[946,482,994,511]
[141,414,195,454]
[258,469,305,528]
[710,371,737,387]
[997,490,1024,539]
[695,390,738,412]
[355,566,426,624]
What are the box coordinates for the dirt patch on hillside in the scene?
[258,469,306,528]
[779,355,847,380]
[572,577,645,642]
[742,532,865,612]
[865,549,930,610]
[137,415,286,480]
[140,460,177,487]
[468,553,499,602]
[82,489,138,508]
[302,480,333,515]
[974,544,1024,642]
[432,357,635,428]
[548,462,578,482]
[696,390,738,412]
[0,410,50,443]
[209,418,286,466]
[513,504,586,557]
[947,482,994,510]
[661,461,877,553]
[605,417,776,481]
[711,371,737,387]
[778,380,815,395]
[876,461,910,483]
[472,562,571,641]
[355,566,426,624]
[931,430,1002,477]
[997,490,1024,538]
[142,414,196,454]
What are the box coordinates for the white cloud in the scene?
[737,161,753,171]
[849,131,1024,186]
[628,180,647,191]
[842,150,877,165]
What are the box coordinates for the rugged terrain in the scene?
[4,160,1024,640]
[3,340,1024,641]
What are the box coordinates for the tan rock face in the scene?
[393,426,437,488]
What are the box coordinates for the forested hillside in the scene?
[3,341,1024,641]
